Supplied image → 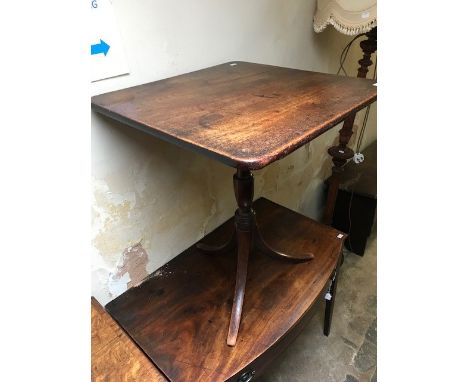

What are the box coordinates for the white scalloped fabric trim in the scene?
[313,1,377,36]
[314,16,377,35]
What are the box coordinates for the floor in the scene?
[257,228,377,382]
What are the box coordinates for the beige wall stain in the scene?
[114,243,149,289]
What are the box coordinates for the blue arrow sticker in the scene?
[91,39,110,56]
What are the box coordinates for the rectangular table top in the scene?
[92,61,377,170]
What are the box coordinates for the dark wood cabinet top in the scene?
[106,198,345,381]
[92,62,376,169]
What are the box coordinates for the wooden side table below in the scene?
[106,198,346,382]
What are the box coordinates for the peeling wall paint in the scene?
[91,0,377,305]
[111,242,149,289]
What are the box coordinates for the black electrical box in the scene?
[326,140,376,256]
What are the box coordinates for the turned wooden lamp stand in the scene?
[323,28,377,224]
[197,168,314,345]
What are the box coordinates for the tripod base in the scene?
[196,169,314,346]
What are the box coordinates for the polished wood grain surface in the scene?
[91,297,167,382]
[106,198,345,381]
[92,61,377,169]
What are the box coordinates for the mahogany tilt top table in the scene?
[92,61,377,346]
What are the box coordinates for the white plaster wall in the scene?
[91,0,377,305]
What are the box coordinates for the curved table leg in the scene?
[254,219,314,262]
[196,231,236,255]
[226,169,254,346]
[227,229,252,346]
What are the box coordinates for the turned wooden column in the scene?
[323,27,377,225]
[227,169,255,346]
